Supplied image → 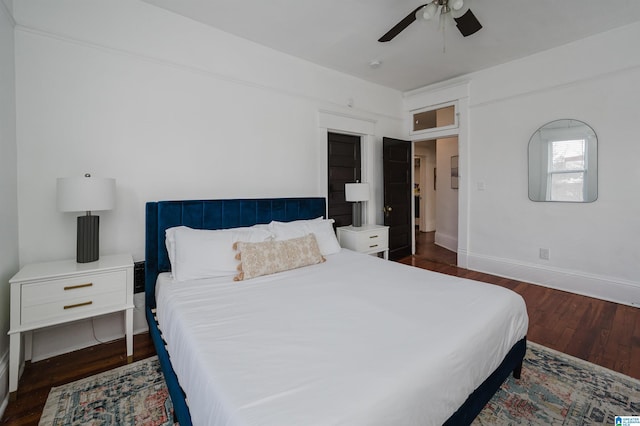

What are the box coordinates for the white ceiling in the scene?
[141,0,640,92]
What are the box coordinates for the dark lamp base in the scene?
[352,202,363,227]
[77,215,99,263]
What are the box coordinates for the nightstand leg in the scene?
[125,308,133,361]
[383,249,389,260]
[9,332,20,394]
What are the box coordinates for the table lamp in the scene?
[57,173,116,263]
[345,182,370,227]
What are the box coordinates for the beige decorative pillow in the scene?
[234,234,325,281]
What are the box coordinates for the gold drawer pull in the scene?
[64,283,93,291]
[369,244,379,248]
[369,235,379,238]
[64,301,93,310]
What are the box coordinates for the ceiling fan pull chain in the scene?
[440,12,447,53]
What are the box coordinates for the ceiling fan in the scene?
[378,0,482,42]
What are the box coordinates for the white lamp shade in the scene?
[57,175,116,212]
[345,182,370,202]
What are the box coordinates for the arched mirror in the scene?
[528,119,597,202]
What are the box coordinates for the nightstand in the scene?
[336,224,389,260]
[8,254,134,398]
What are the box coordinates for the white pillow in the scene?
[269,218,341,256]
[267,216,323,240]
[167,226,273,281]
[165,226,185,270]
[165,224,270,272]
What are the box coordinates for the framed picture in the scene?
[451,155,459,189]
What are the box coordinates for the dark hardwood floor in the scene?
[3,234,639,424]
[413,230,457,266]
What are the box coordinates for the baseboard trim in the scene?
[434,231,457,253]
[466,253,640,308]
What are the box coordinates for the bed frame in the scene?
[145,197,526,426]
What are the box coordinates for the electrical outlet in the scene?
[539,248,550,260]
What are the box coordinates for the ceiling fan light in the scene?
[450,0,464,11]
[421,2,439,20]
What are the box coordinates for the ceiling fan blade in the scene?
[453,9,482,37]
[378,4,429,42]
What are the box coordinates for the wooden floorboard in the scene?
[2,232,639,424]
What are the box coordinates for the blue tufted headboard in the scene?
[144,197,326,309]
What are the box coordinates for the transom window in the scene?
[411,104,457,134]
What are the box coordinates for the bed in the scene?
[145,197,528,425]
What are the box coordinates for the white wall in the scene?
[0,0,18,412]
[12,0,403,359]
[435,137,458,252]
[414,142,436,232]
[407,22,640,307]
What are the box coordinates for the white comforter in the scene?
[156,249,528,426]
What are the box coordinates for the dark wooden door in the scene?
[328,132,361,227]
[383,137,412,260]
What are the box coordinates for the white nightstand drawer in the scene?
[336,224,389,259]
[21,270,127,306]
[352,229,389,253]
[21,289,126,325]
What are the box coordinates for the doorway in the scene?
[327,132,361,227]
[413,136,458,264]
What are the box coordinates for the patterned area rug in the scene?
[39,356,174,426]
[474,341,640,425]
[39,343,640,425]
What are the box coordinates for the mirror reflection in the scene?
[528,119,597,202]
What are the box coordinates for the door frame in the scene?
[405,83,469,268]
